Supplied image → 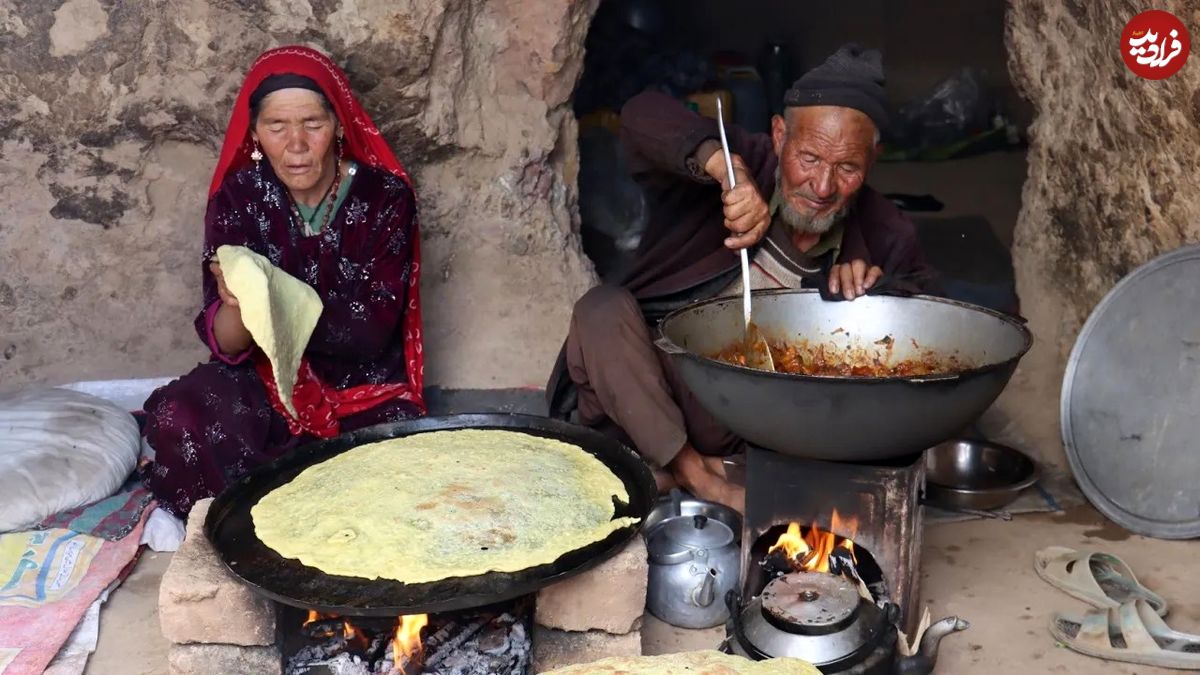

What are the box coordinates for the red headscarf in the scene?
[210,45,410,196]
[212,46,426,434]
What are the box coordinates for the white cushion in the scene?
[0,388,140,532]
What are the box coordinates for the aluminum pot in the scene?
[654,289,1032,461]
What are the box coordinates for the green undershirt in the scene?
[294,161,356,235]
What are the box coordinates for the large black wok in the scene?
[654,289,1032,461]
[204,414,655,616]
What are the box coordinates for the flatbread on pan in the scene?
[542,650,822,674]
[251,429,638,583]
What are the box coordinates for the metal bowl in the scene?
[924,439,1040,511]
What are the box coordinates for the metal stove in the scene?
[723,446,969,673]
[740,446,925,635]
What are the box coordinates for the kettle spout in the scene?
[691,569,718,608]
[895,616,969,675]
[919,616,970,659]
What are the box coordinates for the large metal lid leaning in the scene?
[1061,244,1200,539]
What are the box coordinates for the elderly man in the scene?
[546,44,937,511]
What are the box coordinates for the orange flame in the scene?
[768,509,859,573]
[392,614,429,668]
[304,610,368,648]
[342,619,369,650]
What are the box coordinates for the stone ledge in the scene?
[535,536,647,634]
[167,643,281,675]
[640,612,727,655]
[158,498,276,646]
[531,625,642,673]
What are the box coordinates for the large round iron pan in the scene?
[204,413,656,616]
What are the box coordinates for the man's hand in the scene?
[702,148,770,250]
[668,444,745,514]
[829,260,883,301]
[209,261,238,308]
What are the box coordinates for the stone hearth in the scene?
[159,499,648,674]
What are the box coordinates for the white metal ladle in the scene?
[715,97,774,372]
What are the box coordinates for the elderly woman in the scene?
[141,46,426,518]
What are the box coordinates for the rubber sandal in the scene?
[1051,600,1200,670]
[1034,545,1168,616]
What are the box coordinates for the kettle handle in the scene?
[670,488,684,516]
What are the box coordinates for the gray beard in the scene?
[775,173,848,235]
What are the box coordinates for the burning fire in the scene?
[767,509,858,573]
[392,614,429,667]
[303,610,368,649]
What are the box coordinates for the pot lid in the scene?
[736,573,886,666]
[762,572,860,632]
[1061,244,1200,539]
[647,515,734,560]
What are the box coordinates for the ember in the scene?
[767,510,859,574]
[300,611,373,651]
[282,600,531,675]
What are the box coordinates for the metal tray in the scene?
[1062,244,1200,539]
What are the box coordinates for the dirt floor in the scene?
[84,504,1193,674]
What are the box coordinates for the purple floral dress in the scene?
[141,162,422,518]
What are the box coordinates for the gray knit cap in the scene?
[783,43,889,134]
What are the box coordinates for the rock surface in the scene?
[167,643,281,675]
[0,0,597,392]
[1002,1,1200,466]
[158,498,277,645]
[535,535,647,634]
[532,625,642,673]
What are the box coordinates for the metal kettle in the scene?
[646,513,741,629]
[728,573,969,674]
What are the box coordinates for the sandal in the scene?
[1051,600,1200,670]
[1034,546,1168,616]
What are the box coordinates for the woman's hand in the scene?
[209,261,253,355]
[210,262,238,308]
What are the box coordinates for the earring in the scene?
[336,134,344,159]
[250,141,264,163]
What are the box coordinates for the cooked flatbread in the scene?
[251,429,638,583]
[542,650,821,674]
[215,245,322,418]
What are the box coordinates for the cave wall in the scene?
[1002,0,1200,466]
[7,0,1197,465]
[0,0,599,392]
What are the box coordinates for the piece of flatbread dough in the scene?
[251,429,639,583]
[215,245,322,418]
[541,650,821,674]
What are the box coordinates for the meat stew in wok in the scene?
[713,334,969,377]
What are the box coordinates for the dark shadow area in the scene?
[571,0,1029,316]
